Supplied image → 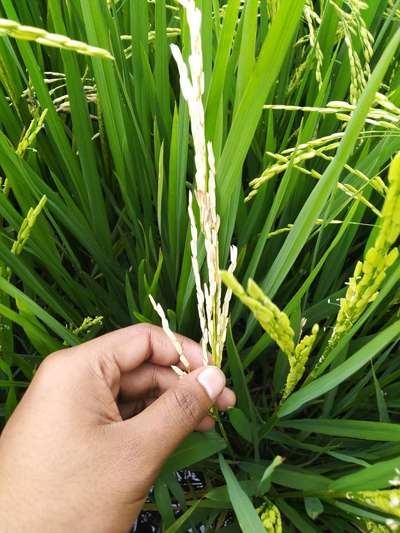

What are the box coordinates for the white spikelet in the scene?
[149,295,191,372]
[188,192,209,366]
[171,0,237,367]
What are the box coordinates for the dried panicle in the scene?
[149,295,191,373]
[313,154,400,376]
[346,489,400,519]
[257,500,283,532]
[11,195,47,257]
[17,109,47,157]
[0,18,114,60]
[283,324,319,400]
[171,0,237,367]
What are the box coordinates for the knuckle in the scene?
[150,365,161,396]
[37,351,63,374]
[130,322,153,339]
[171,387,202,429]
[94,350,120,385]
[150,364,158,388]
[35,348,73,380]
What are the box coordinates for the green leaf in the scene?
[226,325,254,418]
[205,0,241,139]
[154,477,175,528]
[304,497,324,520]
[272,465,330,491]
[219,454,266,533]
[330,456,400,491]
[235,0,258,104]
[165,500,202,533]
[217,0,306,260]
[257,456,284,496]
[279,419,400,441]
[162,432,226,473]
[245,25,400,339]
[0,276,79,346]
[228,408,253,442]
[278,499,320,533]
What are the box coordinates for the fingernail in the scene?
[197,366,226,401]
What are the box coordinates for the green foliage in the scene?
[0,0,400,530]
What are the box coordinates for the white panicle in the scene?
[170,45,193,101]
[148,295,191,373]
[171,0,237,367]
[188,191,209,366]
[217,245,238,366]
[170,0,206,194]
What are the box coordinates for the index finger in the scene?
[69,323,206,373]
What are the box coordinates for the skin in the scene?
[0,324,235,532]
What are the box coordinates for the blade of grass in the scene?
[219,454,266,533]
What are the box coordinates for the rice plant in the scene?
[0,0,400,530]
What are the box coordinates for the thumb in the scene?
[126,366,225,469]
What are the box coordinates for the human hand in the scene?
[0,324,235,532]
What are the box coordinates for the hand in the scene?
[0,324,235,532]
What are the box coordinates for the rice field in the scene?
[0,0,400,530]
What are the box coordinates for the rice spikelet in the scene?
[312,153,400,376]
[304,0,323,87]
[11,196,47,257]
[171,0,237,368]
[0,18,114,60]
[257,499,283,532]
[221,272,318,397]
[346,489,400,519]
[282,324,319,399]
[149,295,191,373]
[17,109,47,157]
[330,0,374,103]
